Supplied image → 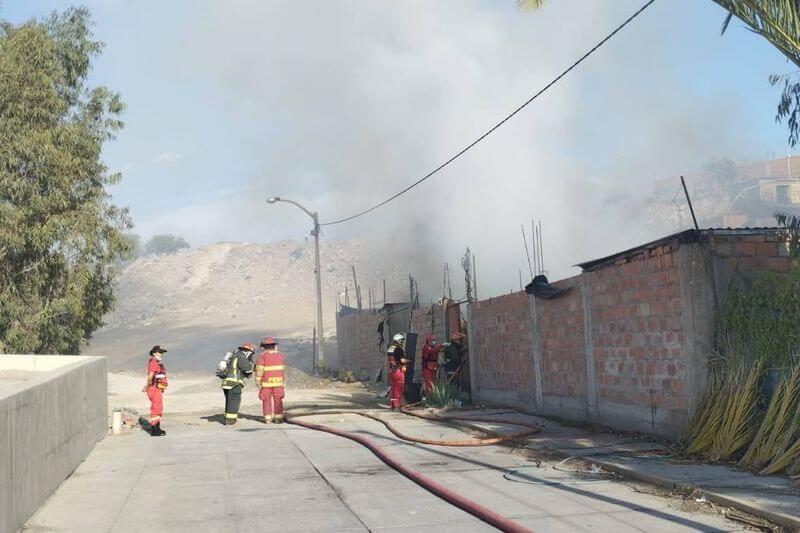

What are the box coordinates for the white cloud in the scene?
[152,152,184,165]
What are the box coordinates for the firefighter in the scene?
[221,342,256,425]
[387,333,405,371]
[387,333,407,409]
[255,336,286,424]
[142,345,168,437]
[389,357,407,410]
[444,331,467,383]
[421,335,441,398]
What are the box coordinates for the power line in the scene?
[318,226,351,268]
[322,0,657,227]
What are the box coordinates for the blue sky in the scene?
[2,0,794,292]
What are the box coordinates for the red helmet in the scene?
[260,336,277,347]
[239,342,257,353]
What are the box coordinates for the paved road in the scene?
[25,393,750,532]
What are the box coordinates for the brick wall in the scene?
[334,303,449,382]
[469,229,794,439]
[334,309,381,379]
[710,230,792,291]
[537,276,588,416]
[470,291,534,410]
[585,243,690,435]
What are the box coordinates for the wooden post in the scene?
[352,265,362,310]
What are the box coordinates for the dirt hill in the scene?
[84,239,406,373]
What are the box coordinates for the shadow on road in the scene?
[199,412,286,425]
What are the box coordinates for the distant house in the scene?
[655,156,800,228]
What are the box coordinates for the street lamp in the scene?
[266,196,325,373]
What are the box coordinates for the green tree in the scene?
[775,211,800,259]
[0,8,130,354]
[144,234,190,256]
[703,157,738,192]
[121,232,144,262]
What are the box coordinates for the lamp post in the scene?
[267,196,325,372]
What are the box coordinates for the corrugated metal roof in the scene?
[576,227,781,272]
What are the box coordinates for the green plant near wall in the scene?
[686,267,800,468]
[424,379,462,409]
[717,269,800,371]
[775,212,800,261]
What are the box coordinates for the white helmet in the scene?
[392,333,405,343]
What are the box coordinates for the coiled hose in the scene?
[286,408,538,532]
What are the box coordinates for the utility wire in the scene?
[318,226,351,269]
[321,0,657,226]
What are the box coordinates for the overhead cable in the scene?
[321,0,657,226]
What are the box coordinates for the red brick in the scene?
[733,242,758,256]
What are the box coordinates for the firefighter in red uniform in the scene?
[421,334,441,398]
[142,345,168,436]
[389,359,407,410]
[255,336,286,423]
[387,334,407,409]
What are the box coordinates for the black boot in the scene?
[151,422,166,436]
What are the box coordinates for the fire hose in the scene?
[286,408,538,532]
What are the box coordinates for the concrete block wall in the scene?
[469,230,794,439]
[0,355,108,533]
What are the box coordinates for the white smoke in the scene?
[94,0,777,299]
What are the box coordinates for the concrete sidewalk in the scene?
[453,409,800,531]
[24,391,766,532]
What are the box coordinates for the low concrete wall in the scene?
[0,355,107,533]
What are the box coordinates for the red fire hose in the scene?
[286,411,535,532]
[287,408,540,447]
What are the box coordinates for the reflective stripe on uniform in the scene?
[262,365,285,371]
[260,383,284,388]
[225,413,238,419]
[261,376,284,385]
[221,378,244,390]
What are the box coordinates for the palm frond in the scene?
[516,0,547,11]
[713,0,800,68]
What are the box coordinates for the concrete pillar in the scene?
[580,274,598,422]
[676,243,715,421]
[466,302,478,403]
[528,294,543,410]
